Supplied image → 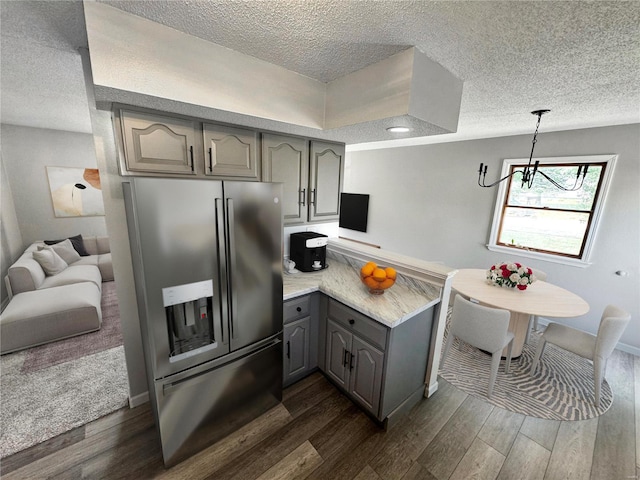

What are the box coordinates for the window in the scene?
[487,155,617,267]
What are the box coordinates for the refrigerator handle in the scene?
[215,198,229,345]
[226,198,238,340]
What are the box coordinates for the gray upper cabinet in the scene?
[203,124,259,180]
[309,141,345,223]
[120,110,197,175]
[263,135,344,225]
[262,134,309,225]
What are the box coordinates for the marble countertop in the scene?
[283,260,441,328]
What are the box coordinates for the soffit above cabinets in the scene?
[2,1,638,146]
[83,2,463,145]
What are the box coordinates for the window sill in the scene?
[486,244,592,268]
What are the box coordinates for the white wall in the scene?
[344,124,640,352]
[1,124,107,246]
[0,154,24,304]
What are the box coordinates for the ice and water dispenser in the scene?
[162,280,216,361]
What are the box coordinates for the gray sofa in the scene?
[1,235,113,354]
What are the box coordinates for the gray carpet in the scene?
[439,325,613,421]
[0,282,129,458]
[22,281,123,373]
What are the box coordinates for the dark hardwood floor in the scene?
[2,349,638,480]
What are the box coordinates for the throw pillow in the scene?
[33,247,68,276]
[38,239,81,265]
[44,234,89,256]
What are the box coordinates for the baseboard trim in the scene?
[425,380,439,398]
[129,391,149,408]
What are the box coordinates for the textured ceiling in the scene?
[1,0,639,146]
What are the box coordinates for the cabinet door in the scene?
[349,336,384,416]
[325,319,351,390]
[203,124,259,180]
[308,141,344,222]
[262,134,309,225]
[120,110,197,175]
[283,317,311,386]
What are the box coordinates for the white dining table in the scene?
[451,269,590,357]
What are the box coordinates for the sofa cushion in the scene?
[96,237,110,255]
[98,253,114,282]
[0,282,102,354]
[45,234,89,256]
[32,248,68,276]
[40,265,102,291]
[81,236,111,256]
[72,256,98,267]
[38,239,81,265]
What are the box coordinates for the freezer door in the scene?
[155,336,283,467]
[124,178,230,379]
[223,182,283,351]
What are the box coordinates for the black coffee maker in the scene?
[290,232,328,272]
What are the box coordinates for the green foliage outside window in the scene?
[498,163,605,257]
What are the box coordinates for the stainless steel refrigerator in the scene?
[123,177,283,467]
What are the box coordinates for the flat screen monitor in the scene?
[339,193,369,232]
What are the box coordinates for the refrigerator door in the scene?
[124,178,230,379]
[155,335,282,467]
[223,182,283,351]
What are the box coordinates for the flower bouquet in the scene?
[486,262,537,290]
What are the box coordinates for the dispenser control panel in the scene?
[305,237,328,248]
[162,280,214,307]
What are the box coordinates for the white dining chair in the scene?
[529,304,631,408]
[442,295,514,398]
[525,268,547,344]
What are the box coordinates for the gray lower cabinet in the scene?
[119,109,197,175]
[320,297,434,425]
[284,317,311,383]
[283,294,319,387]
[326,319,383,415]
[202,124,259,180]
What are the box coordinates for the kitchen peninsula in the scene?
[282,238,457,426]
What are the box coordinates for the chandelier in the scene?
[477,110,589,191]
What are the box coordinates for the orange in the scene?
[379,278,395,289]
[384,267,397,280]
[363,276,379,289]
[372,268,387,282]
[360,262,376,277]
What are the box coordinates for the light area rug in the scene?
[439,325,613,421]
[0,345,129,458]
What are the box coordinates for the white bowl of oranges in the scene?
[360,261,397,295]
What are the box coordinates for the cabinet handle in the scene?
[343,348,349,367]
[348,319,355,325]
[299,189,306,207]
[189,146,194,172]
[350,352,355,370]
[296,307,302,312]
[286,341,290,359]
[208,147,213,172]
[310,188,316,206]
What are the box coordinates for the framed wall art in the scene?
[46,166,105,217]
